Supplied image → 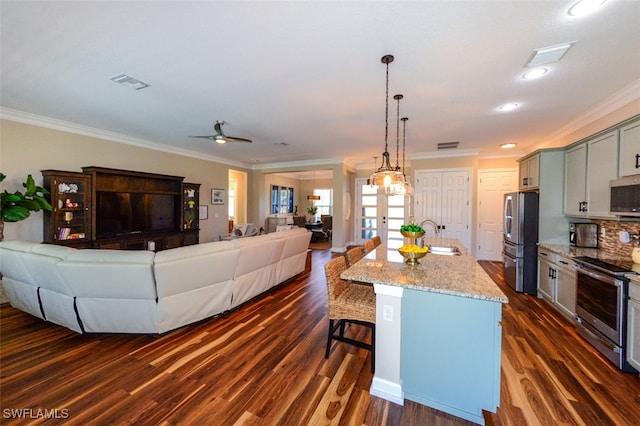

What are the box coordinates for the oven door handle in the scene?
[576,265,620,285]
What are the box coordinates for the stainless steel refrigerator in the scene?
[503,191,539,294]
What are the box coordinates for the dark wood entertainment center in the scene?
[42,167,200,251]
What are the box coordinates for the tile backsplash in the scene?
[594,220,640,258]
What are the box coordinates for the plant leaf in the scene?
[3,206,30,222]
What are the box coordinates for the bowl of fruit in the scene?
[398,244,429,265]
[400,223,425,239]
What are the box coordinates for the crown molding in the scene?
[542,78,640,144]
[252,158,343,171]
[0,107,249,169]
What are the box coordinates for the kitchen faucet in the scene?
[420,218,439,236]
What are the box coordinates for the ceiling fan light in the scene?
[214,135,226,144]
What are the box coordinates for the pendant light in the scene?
[307,169,320,200]
[386,94,412,196]
[400,117,414,197]
[369,55,405,189]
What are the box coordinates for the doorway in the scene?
[414,169,471,251]
[229,169,247,226]
[355,178,408,249]
[476,169,518,261]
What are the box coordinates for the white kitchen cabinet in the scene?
[537,249,555,302]
[628,280,640,371]
[619,118,640,177]
[519,153,539,190]
[563,130,618,219]
[554,256,577,318]
[564,144,587,216]
[537,248,577,319]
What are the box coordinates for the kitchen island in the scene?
[341,238,508,425]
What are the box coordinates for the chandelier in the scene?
[369,54,405,189]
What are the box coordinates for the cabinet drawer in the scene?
[630,281,640,301]
[537,248,556,263]
[555,255,576,271]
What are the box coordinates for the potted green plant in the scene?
[0,173,52,241]
[306,204,318,222]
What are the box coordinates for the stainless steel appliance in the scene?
[569,223,599,248]
[573,256,638,373]
[503,191,539,294]
[610,174,640,216]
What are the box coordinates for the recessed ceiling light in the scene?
[522,68,548,80]
[498,103,519,112]
[501,142,517,149]
[568,0,607,16]
[109,73,150,90]
[525,43,574,67]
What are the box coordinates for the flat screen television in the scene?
[96,191,179,238]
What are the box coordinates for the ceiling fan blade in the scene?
[225,135,253,143]
[189,135,215,140]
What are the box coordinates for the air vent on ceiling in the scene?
[525,42,574,67]
[109,73,150,90]
[437,142,459,150]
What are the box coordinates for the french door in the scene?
[355,178,407,249]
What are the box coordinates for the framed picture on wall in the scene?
[212,189,225,205]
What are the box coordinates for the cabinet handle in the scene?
[636,153,640,169]
[559,260,569,265]
[548,267,553,278]
[540,252,548,256]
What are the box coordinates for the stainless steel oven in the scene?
[573,256,637,372]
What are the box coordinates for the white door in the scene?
[355,178,407,248]
[477,169,518,261]
[414,169,471,250]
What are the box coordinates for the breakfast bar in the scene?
[341,238,508,425]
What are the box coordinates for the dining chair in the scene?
[345,246,364,267]
[363,239,375,254]
[324,256,376,373]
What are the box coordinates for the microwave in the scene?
[610,175,640,217]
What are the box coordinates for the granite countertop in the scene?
[341,237,508,304]
[537,242,640,283]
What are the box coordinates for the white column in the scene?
[371,283,404,405]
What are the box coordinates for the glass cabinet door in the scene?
[42,170,92,245]
[182,183,200,230]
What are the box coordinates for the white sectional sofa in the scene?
[0,227,311,334]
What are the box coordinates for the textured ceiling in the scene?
[1,1,639,169]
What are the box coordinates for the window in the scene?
[271,185,294,215]
[313,188,333,216]
[271,185,279,214]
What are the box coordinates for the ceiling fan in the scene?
[190,120,253,144]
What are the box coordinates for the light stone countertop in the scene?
[341,237,508,304]
[537,242,640,281]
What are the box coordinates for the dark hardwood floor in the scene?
[1,249,639,425]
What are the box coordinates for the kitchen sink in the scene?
[428,245,461,256]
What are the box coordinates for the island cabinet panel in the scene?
[401,288,502,425]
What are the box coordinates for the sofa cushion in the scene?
[57,250,156,299]
[153,240,239,297]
